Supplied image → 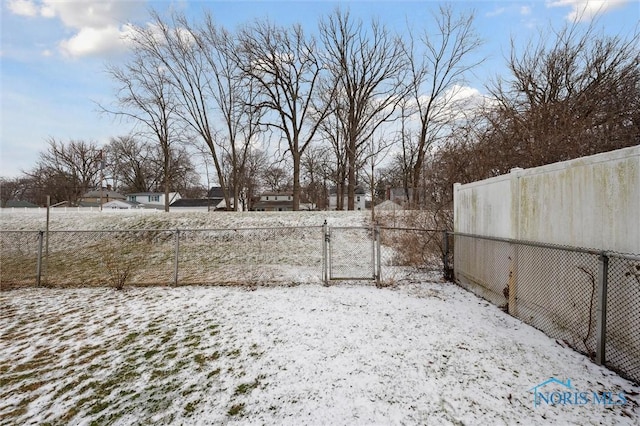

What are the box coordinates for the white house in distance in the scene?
[328,186,367,211]
[102,200,140,209]
[252,192,315,211]
[126,192,181,209]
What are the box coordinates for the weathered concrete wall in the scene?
[454,145,640,252]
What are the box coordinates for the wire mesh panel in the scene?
[176,226,323,285]
[606,253,640,384]
[42,230,176,287]
[378,227,443,283]
[452,232,640,385]
[0,231,41,289]
[512,245,599,358]
[453,234,512,307]
[329,227,375,280]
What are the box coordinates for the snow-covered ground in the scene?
[1,210,639,424]
[1,278,639,425]
[0,209,375,231]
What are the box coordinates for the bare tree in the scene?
[262,164,293,193]
[104,42,181,211]
[105,135,155,193]
[319,9,407,210]
[30,138,103,205]
[0,176,31,207]
[234,20,334,210]
[403,4,483,207]
[301,146,332,210]
[486,19,640,167]
[189,13,265,210]
[125,11,233,209]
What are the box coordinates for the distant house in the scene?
[80,188,126,205]
[102,200,140,209]
[207,186,225,207]
[252,192,294,212]
[126,192,181,209]
[329,186,367,211]
[252,192,315,211]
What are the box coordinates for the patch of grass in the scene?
[144,349,159,359]
[227,348,241,358]
[87,400,111,416]
[233,375,265,396]
[121,332,140,346]
[207,368,221,379]
[194,354,206,366]
[160,328,177,345]
[150,369,171,381]
[52,374,91,400]
[227,403,245,416]
[249,344,262,358]
[16,380,46,394]
[183,334,201,348]
[184,400,199,415]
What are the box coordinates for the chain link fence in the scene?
[377,227,445,284]
[0,227,326,289]
[0,231,42,288]
[1,226,448,290]
[450,232,640,385]
[3,225,638,384]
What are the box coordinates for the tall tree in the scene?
[30,138,103,205]
[403,4,483,206]
[105,135,154,193]
[188,13,265,210]
[319,9,407,210]
[105,42,180,211]
[125,11,232,209]
[234,20,334,210]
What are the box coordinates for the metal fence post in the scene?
[375,225,381,285]
[442,231,449,278]
[322,221,329,285]
[596,252,609,365]
[174,229,180,286]
[36,230,44,286]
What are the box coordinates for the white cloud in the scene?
[546,0,629,22]
[39,0,140,30]
[59,25,130,57]
[6,0,145,57]
[7,0,38,17]
[521,6,532,16]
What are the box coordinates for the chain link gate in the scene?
[324,225,381,283]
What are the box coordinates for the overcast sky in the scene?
[1,0,638,179]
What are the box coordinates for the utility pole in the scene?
[98,149,104,211]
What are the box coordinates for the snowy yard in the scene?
[1,277,639,425]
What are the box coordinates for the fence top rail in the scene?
[379,227,447,233]
[449,231,640,260]
[0,225,324,234]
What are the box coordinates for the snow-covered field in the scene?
[0,209,375,231]
[1,279,639,425]
[1,210,639,424]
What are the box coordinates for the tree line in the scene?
[2,6,638,218]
